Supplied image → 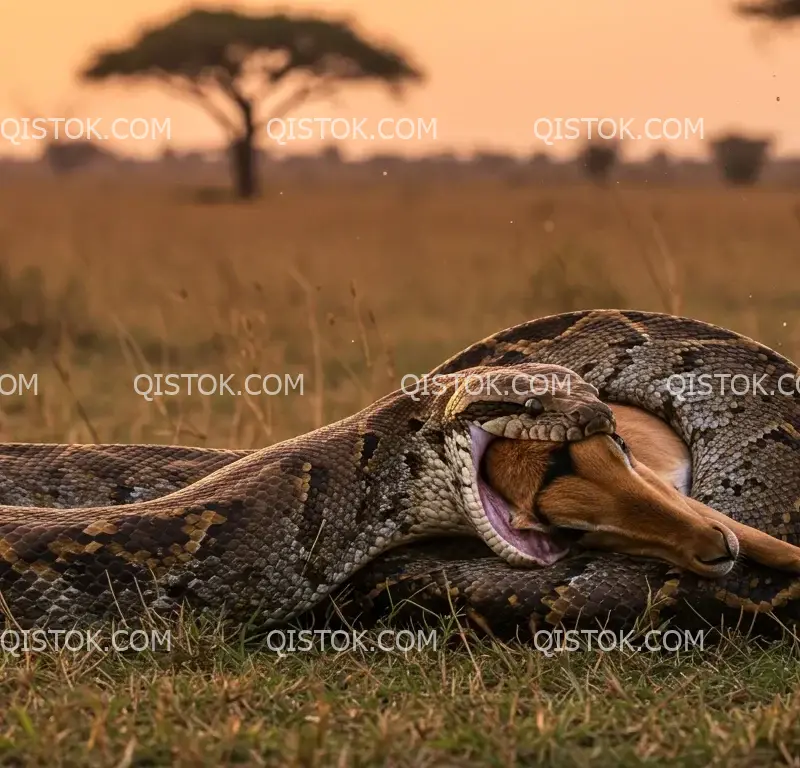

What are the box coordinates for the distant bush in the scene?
[579,141,618,185]
[43,140,117,174]
[711,134,771,186]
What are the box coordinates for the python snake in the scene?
[2,309,800,639]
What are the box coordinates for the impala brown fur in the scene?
[483,404,800,577]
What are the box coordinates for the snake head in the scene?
[446,363,615,442]
[444,363,615,567]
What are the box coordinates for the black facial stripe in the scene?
[533,445,575,526]
[540,444,573,490]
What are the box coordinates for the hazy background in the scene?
[2,0,798,159]
[3,7,800,762]
[0,1,796,451]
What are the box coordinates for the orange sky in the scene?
[1,0,798,160]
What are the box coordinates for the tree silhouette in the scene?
[736,0,800,19]
[82,9,423,199]
[579,141,618,185]
[710,134,771,186]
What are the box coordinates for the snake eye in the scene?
[524,397,543,415]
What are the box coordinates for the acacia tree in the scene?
[82,9,423,199]
[737,0,800,19]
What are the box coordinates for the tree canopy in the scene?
[81,9,424,197]
[736,0,800,20]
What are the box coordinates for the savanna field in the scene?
[2,174,800,765]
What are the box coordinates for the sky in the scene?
[1,0,798,160]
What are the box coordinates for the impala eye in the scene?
[611,433,630,456]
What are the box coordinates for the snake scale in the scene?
[2,309,800,638]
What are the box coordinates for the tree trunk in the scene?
[230,100,258,199]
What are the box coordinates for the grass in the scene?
[0,174,800,764]
[3,619,800,766]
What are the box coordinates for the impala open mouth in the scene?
[469,423,570,566]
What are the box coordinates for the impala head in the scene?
[482,432,739,578]
[442,363,615,566]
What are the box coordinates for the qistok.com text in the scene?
[0,628,171,656]
[666,372,800,399]
[260,629,438,654]
[0,373,37,395]
[400,371,573,402]
[532,628,707,656]
[133,373,304,401]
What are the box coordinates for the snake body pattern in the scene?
[2,309,800,638]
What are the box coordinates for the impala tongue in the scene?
[469,424,569,566]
